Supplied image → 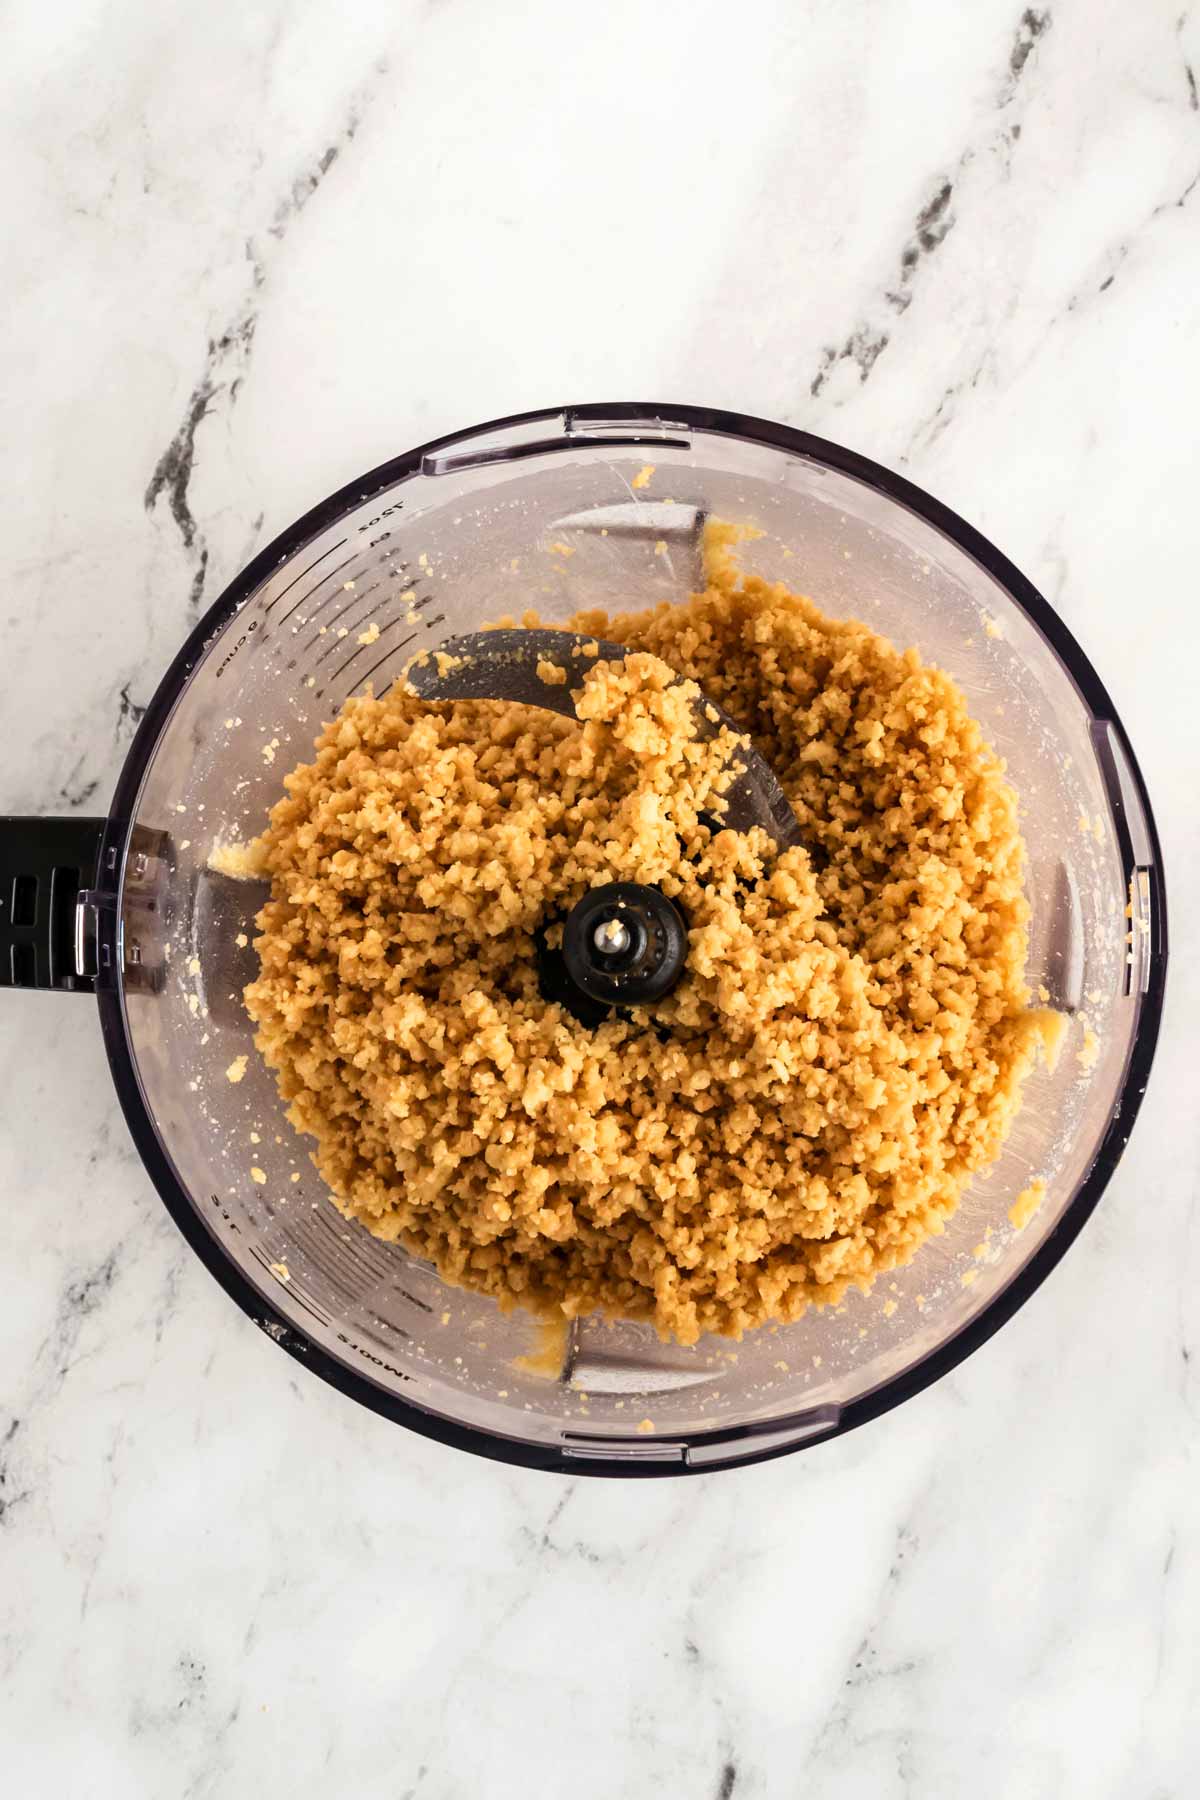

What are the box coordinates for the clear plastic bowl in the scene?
[10,405,1165,1474]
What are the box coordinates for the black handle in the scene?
[0,816,106,993]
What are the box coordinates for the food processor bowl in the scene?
[0,405,1167,1474]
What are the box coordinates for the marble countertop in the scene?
[2,2,1197,1793]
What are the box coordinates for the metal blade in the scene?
[404,628,803,851]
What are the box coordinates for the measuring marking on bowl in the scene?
[262,538,351,618]
[0,403,1167,1477]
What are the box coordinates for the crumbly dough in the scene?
[514,1317,571,1378]
[244,523,1052,1344]
[1009,1179,1046,1230]
[210,838,269,880]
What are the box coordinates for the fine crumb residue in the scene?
[548,541,576,558]
[358,621,381,646]
[434,651,464,678]
[1078,1026,1100,1071]
[983,613,1005,640]
[1009,1178,1046,1230]
[654,540,668,557]
[882,1299,897,1317]
[262,738,280,766]
[250,1166,266,1185]
[514,1316,570,1377]
[240,519,1053,1346]
[269,1261,290,1281]
[961,1267,979,1287]
[632,464,655,490]
[210,838,269,880]
[187,993,200,1017]
[536,659,568,686]
[636,1418,655,1434]
[187,956,200,975]
[225,1055,248,1085]
[1030,1007,1068,1074]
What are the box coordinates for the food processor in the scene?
[0,404,1167,1475]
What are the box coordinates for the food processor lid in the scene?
[42,402,1165,1475]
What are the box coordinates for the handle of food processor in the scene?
[0,816,107,993]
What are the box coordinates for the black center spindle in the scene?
[560,882,689,1009]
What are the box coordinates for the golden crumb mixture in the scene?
[244,523,1051,1343]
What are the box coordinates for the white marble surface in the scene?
[1,1,1197,1792]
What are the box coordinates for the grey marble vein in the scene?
[809,4,1051,406]
[143,69,389,619]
